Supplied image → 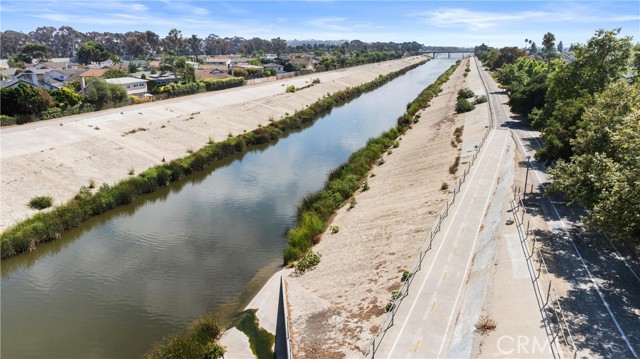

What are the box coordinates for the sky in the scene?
[1,0,639,48]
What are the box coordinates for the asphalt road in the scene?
[478,60,640,358]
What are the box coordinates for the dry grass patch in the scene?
[475,315,497,335]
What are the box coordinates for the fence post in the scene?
[372,340,375,358]
[530,237,537,260]
[537,257,543,281]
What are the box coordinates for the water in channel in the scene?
[1,58,457,358]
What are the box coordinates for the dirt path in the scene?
[283,58,471,358]
[0,57,425,231]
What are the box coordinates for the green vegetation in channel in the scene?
[27,196,53,210]
[1,59,427,259]
[284,60,460,264]
[144,314,226,359]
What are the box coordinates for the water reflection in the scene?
[1,59,456,358]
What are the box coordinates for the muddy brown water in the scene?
[1,58,457,358]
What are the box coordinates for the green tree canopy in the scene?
[18,42,52,63]
[534,28,633,162]
[77,41,110,65]
[52,87,81,109]
[548,80,640,243]
[83,79,128,110]
[103,68,129,79]
[1,83,53,116]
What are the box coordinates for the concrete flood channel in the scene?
[1,58,457,358]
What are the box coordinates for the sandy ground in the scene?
[219,57,554,358]
[281,58,471,358]
[0,56,426,232]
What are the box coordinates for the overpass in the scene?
[419,50,474,58]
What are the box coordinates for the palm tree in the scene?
[542,32,556,70]
[110,54,122,69]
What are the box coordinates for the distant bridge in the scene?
[418,50,474,58]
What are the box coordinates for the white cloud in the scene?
[411,8,547,30]
[409,6,640,30]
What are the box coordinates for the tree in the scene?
[632,43,640,78]
[493,46,527,68]
[530,41,538,55]
[542,32,556,69]
[110,54,122,69]
[1,30,31,58]
[174,57,195,83]
[160,55,178,81]
[52,87,81,109]
[1,83,53,116]
[271,37,287,57]
[548,80,640,243]
[77,41,110,64]
[165,28,183,55]
[128,63,138,73]
[557,41,564,54]
[542,32,555,53]
[123,31,148,59]
[83,79,128,110]
[17,42,52,63]
[534,28,633,163]
[188,34,202,61]
[104,68,129,78]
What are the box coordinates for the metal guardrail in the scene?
[368,57,495,358]
[509,189,577,359]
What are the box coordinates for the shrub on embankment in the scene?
[284,60,460,264]
[0,59,428,260]
[144,314,226,359]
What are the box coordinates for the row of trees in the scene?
[0,27,291,61]
[289,40,423,54]
[479,28,640,244]
[1,26,426,61]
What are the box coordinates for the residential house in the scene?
[148,60,162,70]
[233,63,263,70]
[131,71,180,87]
[33,61,78,70]
[80,68,108,78]
[0,71,58,90]
[263,63,284,74]
[205,57,231,68]
[289,57,316,70]
[195,65,232,80]
[44,69,84,89]
[229,57,250,67]
[105,77,149,97]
